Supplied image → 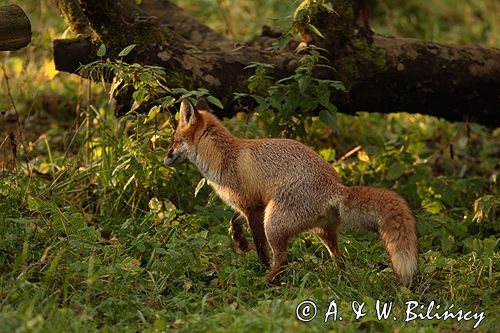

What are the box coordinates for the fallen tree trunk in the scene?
[51,0,500,127]
[344,35,500,126]
[0,4,31,51]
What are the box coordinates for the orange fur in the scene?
[164,100,418,286]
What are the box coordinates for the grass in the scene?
[1,0,499,332]
[1,108,497,332]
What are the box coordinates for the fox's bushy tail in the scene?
[339,186,418,286]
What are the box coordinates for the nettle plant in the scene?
[236,46,346,139]
[79,44,223,119]
[76,44,224,216]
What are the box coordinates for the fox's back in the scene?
[235,138,343,205]
[190,111,344,212]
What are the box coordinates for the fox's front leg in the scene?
[229,213,254,254]
[244,206,270,267]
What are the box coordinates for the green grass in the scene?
[1,0,499,332]
[1,110,498,332]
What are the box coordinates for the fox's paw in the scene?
[229,213,254,255]
[232,238,255,255]
[266,269,284,286]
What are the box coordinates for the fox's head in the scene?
[163,99,206,167]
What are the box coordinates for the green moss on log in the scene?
[300,0,388,87]
[336,37,388,86]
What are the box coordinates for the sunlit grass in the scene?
[0,0,498,332]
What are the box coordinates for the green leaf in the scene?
[118,44,137,57]
[244,62,275,70]
[330,80,347,92]
[253,95,267,106]
[463,236,499,255]
[318,109,339,133]
[144,105,161,124]
[171,87,188,95]
[109,77,123,103]
[206,95,224,109]
[275,33,293,51]
[27,196,45,212]
[298,76,311,94]
[322,3,339,16]
[473,195,499,223]
[97,44,107,57]
[422,200,446,214]
[294,8,308,21]
[153,319,165,331]
[128,100,141,114]
[321,3,334,13]
[123,174,136,190]
[161,96,176,108]
[440,234,455,252]
[112,158,131,176]
[194,178,206,198]
[320,100,338,114]
[386,162,406,181]
[307,23,325,38]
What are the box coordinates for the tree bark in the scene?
[51,0,500,128]
[0,4,31,51]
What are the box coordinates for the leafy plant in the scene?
[236,46,346,138]
[79,44,223,116]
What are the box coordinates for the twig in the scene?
[76,77,83,129]
[0,135,9,169]
[85,79,92,164]
[338,145,363,161]
[0,59,31,175]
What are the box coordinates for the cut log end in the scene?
[0,4,32,51]
[52,38,95,73]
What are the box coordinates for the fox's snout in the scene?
[163,148,183,167]
[164,140,190,167]
[164,99,199,167]
[163,149,175,166]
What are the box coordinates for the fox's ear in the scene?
[195,100,210,111]
[179,99,198,127]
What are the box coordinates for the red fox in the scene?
[164,99,418,286]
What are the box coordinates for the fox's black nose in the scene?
[166,149,173,159]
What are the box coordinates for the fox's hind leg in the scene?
[265,228,290,285]
[311,215,345,268]
[229,213,254,254]
[311,209,343,257]
[263,202,292,284]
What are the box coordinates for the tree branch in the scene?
[51,0,500,127]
